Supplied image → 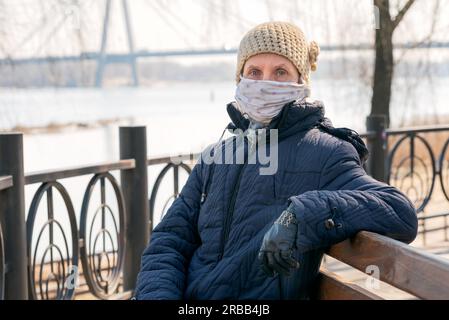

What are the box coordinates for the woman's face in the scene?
[242,53,301,83]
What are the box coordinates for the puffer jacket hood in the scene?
[227,99,369,165]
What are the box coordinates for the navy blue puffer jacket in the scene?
[135,99,418,300]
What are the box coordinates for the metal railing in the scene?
[0,175,12,300]
[148,155,197,230]
[25,161,133,300]
[0,129,141,300]
[358,118,449,245]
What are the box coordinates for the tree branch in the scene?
[392,0,416,30]
[395,0,441,65]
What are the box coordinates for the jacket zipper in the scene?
[217,162,247,261]
[200,164,216,204]
[217,136,249,261]
[200,139,226,204]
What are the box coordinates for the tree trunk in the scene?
[371,0,394,128]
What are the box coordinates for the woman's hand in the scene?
[258,208,300,277]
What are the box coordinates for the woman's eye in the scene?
[276,69,287,77]
[249,69,260,77]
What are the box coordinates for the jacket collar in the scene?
[225,99,328,140]
[224,99,369,164]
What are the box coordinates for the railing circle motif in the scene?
[149,163,192,229]
[26,181,79,300]
[79,172,125,299]
[439,136,449,202]
[0,224,5,300]
[387,134,436,213]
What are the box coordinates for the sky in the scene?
[0,0,448,60]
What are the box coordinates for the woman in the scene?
[134,21,417,300]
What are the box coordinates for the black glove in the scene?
[258,208,300,277]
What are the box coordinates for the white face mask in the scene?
[234,76,311,125]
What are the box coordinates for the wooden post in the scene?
[0,133,28,299]
[119,126,149,292]
[366,115,387,183]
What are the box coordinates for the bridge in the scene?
[1,0,448,87]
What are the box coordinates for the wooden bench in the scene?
[315,231,449,300]
[23,231,449,300]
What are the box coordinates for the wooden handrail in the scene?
[385,123,449,135]
[25,159,135,185]
[147,153,199,166]
[327,231,449,299]
[0,175,13,191]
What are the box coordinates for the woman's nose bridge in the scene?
[262,67,275,81]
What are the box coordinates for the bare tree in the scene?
[371,0,416,127]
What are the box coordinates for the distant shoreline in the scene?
[3,113,449,136]
[1,117,133,135]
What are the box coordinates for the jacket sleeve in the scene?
[288,140,418,254]
[134,161,203,300]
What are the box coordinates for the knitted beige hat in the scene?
[235,21,320,85]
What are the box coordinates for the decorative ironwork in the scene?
[26,181,79,300]
[0,223,5,300]
[149,163,192,228]
[79,172,125,299]
[439,137,449,202]
[387,134,437,213]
